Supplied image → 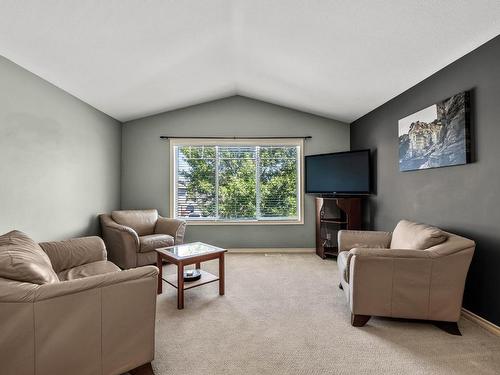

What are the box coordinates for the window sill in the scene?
[180,219,304,226]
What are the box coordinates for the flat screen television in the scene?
[305,150,371,195]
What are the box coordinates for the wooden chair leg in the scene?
[129,362,154,375]
[351,314,371,327]
[434,321,462,336]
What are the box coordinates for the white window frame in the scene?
[169,138,304,225]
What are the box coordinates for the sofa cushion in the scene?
[137,251,158,267]
[39,236,107,273]
[57,260,121,281]
[0,230,59,284]
[337,251,350,283]
[390,220,448,250]
[139,234,174,253]
[111,209,158,236]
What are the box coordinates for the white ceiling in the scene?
[0,1,499,123]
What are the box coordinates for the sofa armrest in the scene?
[155,216,186,244]
[39,236,107,273]
[342,247,428,284]
[102,220,140,246]
[100,214,140,269]
[338,230,392,252]
[0,278,39,302]
[350,247,431,258]
[348,248,433,319]
[30,266,158,374]
[34,266,158,301]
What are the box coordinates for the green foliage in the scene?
[178,145,298,219]
[260,147,297,217]
[178,146,216,217]
[218,147,256,219]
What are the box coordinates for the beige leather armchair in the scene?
[100,209,186,269]
[0,230,158,375]
[337,220,475,334]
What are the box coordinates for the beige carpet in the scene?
[152,253,500,375]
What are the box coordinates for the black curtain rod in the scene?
[160,136,312,140]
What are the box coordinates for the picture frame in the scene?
[398,91,471,172]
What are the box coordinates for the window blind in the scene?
[173,141,301,223]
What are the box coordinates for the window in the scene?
[170,139,304,224]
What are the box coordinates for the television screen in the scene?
[305,150,371,194]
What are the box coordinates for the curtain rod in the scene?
[160,136,312,140]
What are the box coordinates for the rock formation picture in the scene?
[398,91,470,171]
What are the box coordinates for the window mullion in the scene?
[174,146,179,218]
[215,145,220,220]
[296,146,300,219]
[255,146,261,220]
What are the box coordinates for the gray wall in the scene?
[351,35,500,325]
[122,96,350,248]
[0,56,121,242]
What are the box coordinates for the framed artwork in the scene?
[398,91,471,171]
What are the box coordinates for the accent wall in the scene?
[350,35,500,325]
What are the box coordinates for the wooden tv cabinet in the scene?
[315,197,362,258]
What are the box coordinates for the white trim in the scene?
[255,145,261,218]
[185,219,304,226]
[169,143,176,218]
[461,308,500,336]
[227,247,315,254]
[169,138,304,225]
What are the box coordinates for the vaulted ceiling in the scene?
[0,1,499,123]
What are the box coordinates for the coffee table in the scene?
[156,242,227,309]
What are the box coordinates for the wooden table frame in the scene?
[156,244,226,309]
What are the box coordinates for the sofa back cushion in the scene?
[39,236,107,273]
[111,209,158,236]
[390,220,448,250]
[0,230,59,284]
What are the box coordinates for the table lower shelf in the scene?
[162,270,219,290]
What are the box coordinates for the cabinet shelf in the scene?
[323,247,339,256]
[321,218,348,224]
[315,197,362,259]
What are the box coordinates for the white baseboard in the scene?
[227,248,315,254]
[461,308,500,336]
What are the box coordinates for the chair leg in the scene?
[338,283,343,290]
[351,314,371,327]
[129,362,154,375]
[434,321,462,336]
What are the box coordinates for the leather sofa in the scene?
[337,220,475,334]
[0,230,158,375]
[100,209,186,269]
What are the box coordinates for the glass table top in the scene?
[158,242,225,258]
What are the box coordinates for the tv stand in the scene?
[315,197,362,258]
